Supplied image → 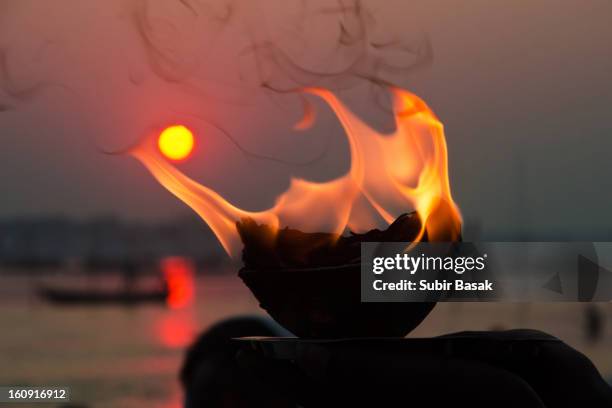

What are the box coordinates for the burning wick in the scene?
[158,125,195,161]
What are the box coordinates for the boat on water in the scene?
[36,285,168,306]
[36,260,169,306]
[35,257,195,307]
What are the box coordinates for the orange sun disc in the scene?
[158,125,195,161]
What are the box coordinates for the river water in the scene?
[0,268,261,408]
[1,264,611,407]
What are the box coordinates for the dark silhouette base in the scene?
[182,317,612,408]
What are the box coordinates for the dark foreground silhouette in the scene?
[181,316,612,408]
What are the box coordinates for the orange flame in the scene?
[131,86,461,257]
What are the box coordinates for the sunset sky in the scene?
[1,0,611,239]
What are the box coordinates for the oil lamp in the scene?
[128,85,461,338]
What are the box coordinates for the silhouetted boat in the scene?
[35,257,194,307]
[36,285,168,306]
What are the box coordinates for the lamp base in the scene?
[234,331,612,407]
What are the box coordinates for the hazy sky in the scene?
[1,0,611,239]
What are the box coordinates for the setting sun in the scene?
[158,125,195,161]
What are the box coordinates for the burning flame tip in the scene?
[130,85,462,257]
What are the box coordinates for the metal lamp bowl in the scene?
[238,262,435,338]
